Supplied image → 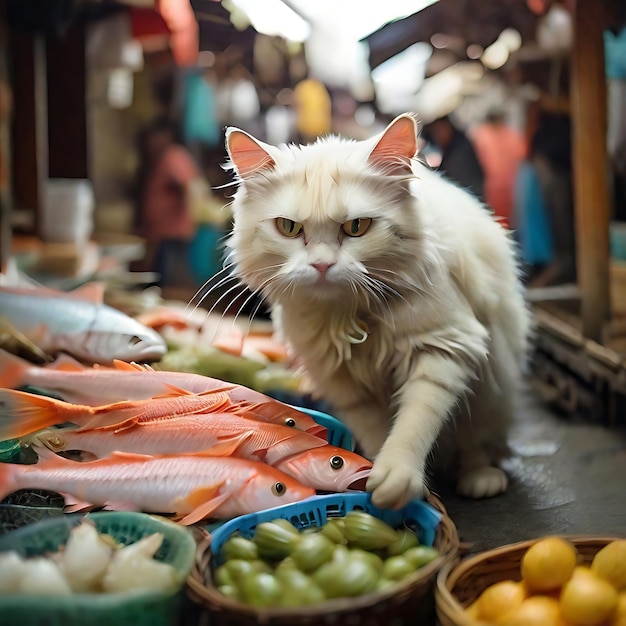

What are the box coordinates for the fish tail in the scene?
[0,348,29,389]
[0,389,90,440]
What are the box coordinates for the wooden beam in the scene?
[570,0,611,342]
[46,23,88,179]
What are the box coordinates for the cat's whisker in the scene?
[205,281,252,321]
[188,272,240,319]
[185,265,235,313]
[227,274,276,331]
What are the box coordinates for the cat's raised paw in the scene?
[457,466,508,499]
[366,460,426,509]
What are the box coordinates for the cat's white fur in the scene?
[224,114,531,509]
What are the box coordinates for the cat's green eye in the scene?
[275,218,304,238]
[342,218,372,237]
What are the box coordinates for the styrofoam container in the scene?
[42,179,95,244]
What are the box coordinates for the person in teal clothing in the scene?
[513,158,554,278]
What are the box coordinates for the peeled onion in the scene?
[102,532,178,594]
[16,558,72,596]
[0,551,26,593]
[61,520,113,591]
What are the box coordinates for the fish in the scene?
[0,350,326,437]
[0,282,166,364]
[29,412,330,467]
[0,450,316,524]
[0,386,241,440]
[273,447,373,493]
[28,413,371,491]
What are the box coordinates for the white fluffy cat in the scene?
[223,113,531,509]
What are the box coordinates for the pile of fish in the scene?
[0,351,372,525]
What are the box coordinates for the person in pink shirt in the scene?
[470,108,527,229]
[135,118,202,288]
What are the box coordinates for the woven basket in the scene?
[435,535,623,626]
[0,511,197,626]
[187,493,459,626]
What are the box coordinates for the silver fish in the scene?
[0,283,166,364]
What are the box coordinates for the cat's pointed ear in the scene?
[368,114,418,174]
[226,128,276,179]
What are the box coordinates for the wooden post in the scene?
[10,31,48,237]
[0,2,11,273]
[570,0,611,342]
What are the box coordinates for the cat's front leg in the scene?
[367,351,477,509]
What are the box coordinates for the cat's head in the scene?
[225,114,425,305]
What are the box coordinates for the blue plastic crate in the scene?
[294,405,354,451]
[208,492,442,565]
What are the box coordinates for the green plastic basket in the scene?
[0,511,197,626]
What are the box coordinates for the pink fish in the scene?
[0,386,239,440]
[0,450,316,524]
[29,413,372,491]
[274,447,373,493]
[0,350,325,437]
[30,412,329,466]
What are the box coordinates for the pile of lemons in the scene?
[464,537,626,625]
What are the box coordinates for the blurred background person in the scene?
[522,111,576,287]
[513,139,555,284]
[133,117,204,289]
[293,75,332,143]
[470,107,527,229]
[422,115,485,201]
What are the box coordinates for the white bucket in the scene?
[42,179,95,245]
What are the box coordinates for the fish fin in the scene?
[105,450,155,462]
[73,416,142,434]
[67,281,105,304]
[177,484,229,525]
[196,432,254,457]
[0,389,82,440]
[62,493,96,513]
[46,353,86,372]
[0,348,29,389]
[102,500,142,512]
[161,383,194,396]
[112,360,144,372]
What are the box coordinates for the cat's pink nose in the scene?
[311,262,334,275]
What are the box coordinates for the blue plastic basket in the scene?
[209,491,442,565]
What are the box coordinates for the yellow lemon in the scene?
[521,536,578,592]
[464,599,481,620]
[609,592,626,626]
[502,595,563,626]
[591,540,626,591]
[560,566,618,626]
[475,580,527,623]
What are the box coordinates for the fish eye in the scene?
[276,218,304,238]
[272,481,287,496]
[341,218,372,237]
[285,418,296,428]
[329,455,344,470]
